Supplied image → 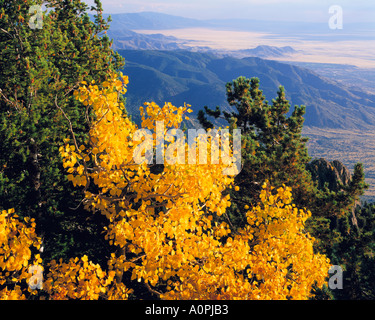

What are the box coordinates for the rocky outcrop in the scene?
[306,158,351,192]
[307,158,359,227]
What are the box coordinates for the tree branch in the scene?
[145,282,162,299]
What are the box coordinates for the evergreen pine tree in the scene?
[0,0,124,264]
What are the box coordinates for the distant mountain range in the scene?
[103,11,375,34]
[108,28,298,59]
[107,27,299,60]
[107,29,191,50]
[100,11,375,55]
[102,11,375,41]
[100,11,375,92]
[119,50,375,130]
[103,12,210,30]
[231,45,299,59]
[91,12,375,130]
[102,12,306,54]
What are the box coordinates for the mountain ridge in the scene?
[119,50,375,130]
[100,11,375,41]
[102,12,210,30]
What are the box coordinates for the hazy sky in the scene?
[85,0,375,23]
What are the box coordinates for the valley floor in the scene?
[303,126,375,202]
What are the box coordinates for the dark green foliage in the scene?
[0,0,124,265]
[323,201,375,300]
[307,163,368,256]
[304,162,374,300]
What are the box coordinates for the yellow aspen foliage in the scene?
[59,73,331,300]
[44,256,131,300]
[0,209,42,300]
[0,208,131,300]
